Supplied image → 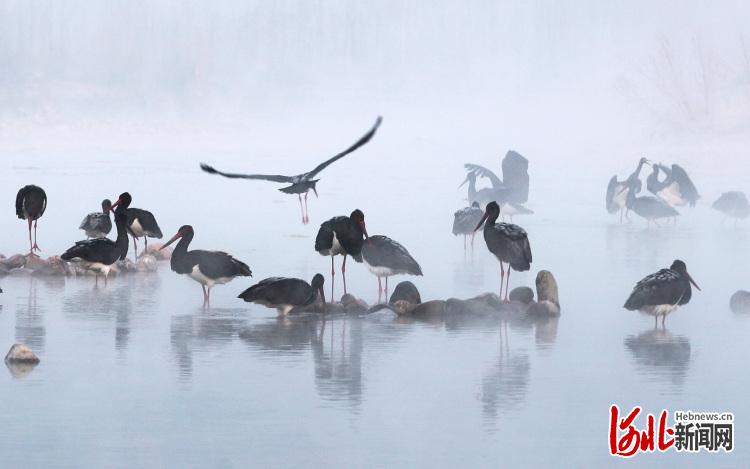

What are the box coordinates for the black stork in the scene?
[474,201,532,300]
[647,163,700,207]
[314,209,367,299]
[606,157,650,223]
[624,260,700,326]
[453,202,484,249]
[15,185,47,255]
[238,274,326,315]
[200,116,382,224]
[79,199,112,238]
[361,235,422,300]
[623,179,679,226]
[121,194,163,261]
[712,191,750,222]
[160,225,252,306]
[61,193,129,286]
[462,150,530,207]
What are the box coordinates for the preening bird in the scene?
[315,209,368,300]
[200,116,382,224]
[712,191,750,221]
[238,274,326,315]
[161,225,252,306]
[79,199,112,238]
[16,185,47,255]
[474,201,532,300]
[624,260,700,326]
[361,235,422,300]
[606,157,650,223]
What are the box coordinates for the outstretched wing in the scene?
[501,150,529,203]
[199,163,294,183]
[669,164,700,206]
[304,116,383,179]
[464,163,504,189]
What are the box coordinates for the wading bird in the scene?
[361,235,422,300]
[606,157,650,223]
[474,201,532,300]
[15,185,47,255]
[79,199,112,238]
[646,163,700,207]
[121,194,162,261]
[200,116,382,224]
[315,209,367,299]
[462,150,530,206]
[623,179,679,226]
[453,202,484,249]
[712,191,750,222]
[161,225,252,306]
[624,260,700,326]
[238,274,325,315]
[61,193,128,286]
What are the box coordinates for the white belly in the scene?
[75,260,112,277]
[640,304,679,316]
[329,232,345,256]
[613,185,628,208]
[130,219,145,237]
[367,265,394,277]
[189,265,233,288]
[658,183,686,206]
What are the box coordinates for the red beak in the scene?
[474,211,489,232]
[160,231,182,250]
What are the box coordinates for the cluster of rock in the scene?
[0,244,171,278]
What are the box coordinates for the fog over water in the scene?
[1,2,750,467]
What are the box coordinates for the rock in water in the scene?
[5,343,40,364]
[529,270,560,316]
[341,294,369,314]
[509,286,534,304]
[3,254,26,269]
[730,290,750,314]
[389,281,421,305]
[136,254,158,272]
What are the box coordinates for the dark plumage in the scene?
[453,202,484,249]
[362,235,422,297]
[647,163,700,207]
[606,157,650,222]
[200,116,382,224]
[238,274,326,315]
[15,185,47,254]
[624,179,679,225]
[62,194,129,285]
[712,191,750,220]
[475,201,532,300]
[79,199,113,238]
[463,150,530,206]
[624,260,700,325]
[125,203,163,260]
[161,225,252,306]
[315,209,368,299]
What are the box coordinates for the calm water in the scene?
[2,152,750,468]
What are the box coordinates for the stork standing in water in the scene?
[15,185,47,255]
[474,201,532,300]
[464,150,530,204]
[122,194,162,261]
[238,274,325,315]
[623,179,679,226]
[646,163,700,207]
[315,209,367,299]
[712,191,750,223]
[624,260,700,326]
[161,225,252,306]
[453,202,484,249]
[606,157,650,223]
[200,116,382,224]
[79,199,112,238]
[361,235,422,301]
[61,193,129,286]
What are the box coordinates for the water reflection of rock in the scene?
[170,309,248,380]
[624,328,691,388]
[15,278,45,352]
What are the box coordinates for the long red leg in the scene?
[32,219,40,252]
[27,218,33,254]
[132,235,139,262]
[500,262,506,299]
[470,232,476,248]
[201,284,207,304]
[341,255,348,295]
[330,256,335,301]
[505,267,511,301]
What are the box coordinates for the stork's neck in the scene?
[113,210,129,255]
[171,232,194,260]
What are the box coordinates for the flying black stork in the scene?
[361,235,422,301]
[453,202,484,249]
[646,163,700,207]
[15,185,47,255]
[61,193,129,286]
[79,199,112,238]
[120,194,162,261]
[160,225,252,306]
[315,209,367,299]
[623,179,679,226]
[712,191,750,222]
[624,260,700,326]
[474,201,532,300]
[238,274,326,315]
[200,116,382,224]
[606,157,650,223]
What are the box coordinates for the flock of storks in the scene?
[7,118,743,325]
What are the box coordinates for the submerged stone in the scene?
[5,343,40,364]
[509,287,534,304]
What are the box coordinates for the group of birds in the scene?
[8,132,712,325]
